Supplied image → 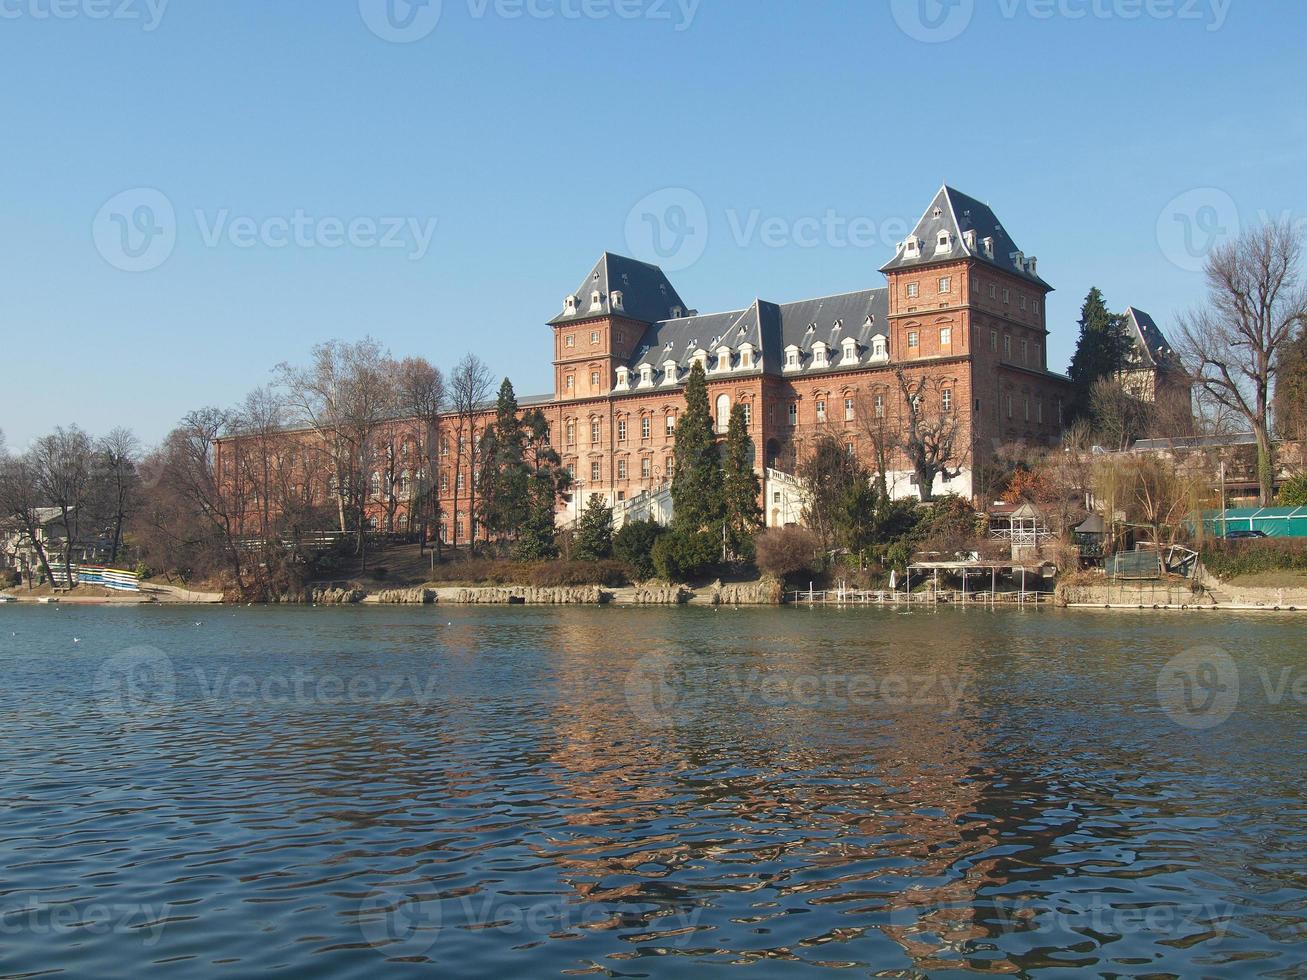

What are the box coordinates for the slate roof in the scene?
[624,289,890,380]
[548,252,690,326]
[1122,307,1181,371]
[881,185,1051,290]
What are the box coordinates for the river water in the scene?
[0,605,1303,977]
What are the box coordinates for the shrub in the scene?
[755,527,822,581]
[423,558,628,587]
[1201,538,1307,579]
[613,519,665,581]
[573,495,614,561]
[652,528,719,582]
[1279,474,1307,507]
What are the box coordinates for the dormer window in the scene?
[811,342,829,368]
[933,207,943,218]
[670,305,684,319]
[840,338,858,365]
[639,365,653,387]
[564,294,577,315]
[611,290,624,311]
[982,237,994,259]
[870,334,888,361]
[739,343,754,369]
[662,360,678,386]
[589,290,603,312]
[935,231,952,253]
[963,228,977,250]
[615,367,630,391]
[904,236,920,256]
[784,345,801,371]
[691,349,708,372]
[715,346,731,372]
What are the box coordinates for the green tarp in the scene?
[1198,507,1307,538]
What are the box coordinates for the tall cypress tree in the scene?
[655,362,725,580]
[1068,287,1131,418]
[478,379,530,542]
[722,403,762,560]
[670,362,724,534]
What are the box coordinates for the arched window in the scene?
[716,394,731,434]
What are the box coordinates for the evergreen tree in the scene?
[1068,287,1131,418]
[1274,325,1307,444]
[613,518,665,580]
[478,379,530,540]
[573,494,614,561]
[721,403,762,560]
[513,409,569,561]
[660,362,725,579]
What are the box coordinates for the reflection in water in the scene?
[0,605,1303,977]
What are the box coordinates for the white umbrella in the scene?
[889,570,897,592]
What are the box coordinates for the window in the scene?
[1033,300,1041,314]
[565,335,575,348]
[641,457,651,479]
[988,284,997,299]
[907,331,920,349]
[590,371,600,386]
[938,276,951,294]
[940,327,952,346]
[1037,399,1044,424]
[1002,288,1010,304]
[565,375,574,391]
[566,421,575,445]
[942,389,953,412]
[618,419,627,441]
[785,347,800,370]
[1021,339,1029,363]
[640,365,652,386]
[906,282,919,298]
[874,394,885,419]
[666,414,676,435]
[440,473,449,492]
[741,347,752,368]
[591,461,601,482]
[440,436,449,457]
[1019,296,1027,311]
[456,472,465,493]
[872,336,887,359]
[742,403,752,425]
[590,330,599,344]
[591,419,601,444]
[716,394,731,433]
[566,463,575,479]
[1003,335,1011,357]
[641,416,651,439]
[812,343,828,368]
[990,330,998,351]
[618,459,628,480]
[717,350,730,371]
[816,399,827,422]
[1006,394,1013,419]
[773,491,781,503]
[1024,396,1030,422]
[788,403,798,426]
[845,397,855,421]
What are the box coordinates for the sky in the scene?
[1,0,1303,450]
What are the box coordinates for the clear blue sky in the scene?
[2,0,1302,449]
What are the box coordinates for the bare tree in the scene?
[1177,219,1307,504]
[1089,378,1152,452]
[852,386,894,497]
[94,427,141,563]
[30,426,95,582]
[0,453,58,586]
[276,339,398,563]
[895,368,962,502]
[448,353,492,552]
[396,357,446,556]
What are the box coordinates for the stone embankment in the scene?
[365,587,436,605]
[447,585,603,605]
